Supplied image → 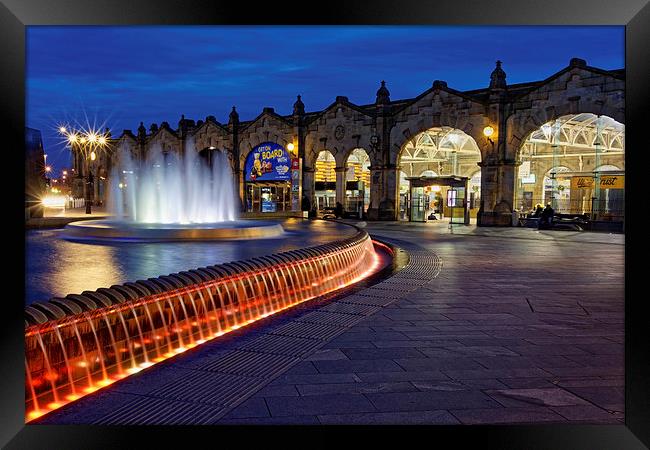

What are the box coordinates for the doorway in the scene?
[406,176,469,224]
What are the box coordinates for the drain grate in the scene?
[147,371,267,406]
[379,277,430,285]
[355,288,406,298]
[197,350,298,378]
[294,310,363,327]
[319,302,381,316]
[337,294,400,307]
[95,396,227,425]
[236,333,324,357]
[270,321,346,340]
[369,282,421,292]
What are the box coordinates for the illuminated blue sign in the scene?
[245,142,291,182]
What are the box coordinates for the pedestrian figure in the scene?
[334,202,344,219]
[530,203,543,218]
[538,203,555,229]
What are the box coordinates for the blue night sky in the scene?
[26,26,624,172]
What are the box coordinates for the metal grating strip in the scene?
[389,273,436,281]
[319,302,382,316]
[337,294,400,307]
[355,288,406,298]
[197,350,298,378]
[236,333,323,357]
[95,396,227,425]
[148,371,267,406]
[270,321,345,340]
[369,283,420,292]
[294,310,363,327]
[379,277,429,285]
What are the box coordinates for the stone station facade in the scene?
[86,58,623,225]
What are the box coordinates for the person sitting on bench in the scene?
[538,203,555,229]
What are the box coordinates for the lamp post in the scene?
[58,125,109,214]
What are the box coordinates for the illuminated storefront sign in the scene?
[245,142,291,181]
[570,175,625,190]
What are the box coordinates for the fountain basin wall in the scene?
[62,219,285,241]
[25,229,380,421]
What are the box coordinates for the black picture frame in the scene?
[3,0,648,448]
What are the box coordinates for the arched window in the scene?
[314,150,336,212]
[345,148,371,215]
[346,148,370,184]
[518,114,624,218]
[315,151,336,182]
[399,127,481,178]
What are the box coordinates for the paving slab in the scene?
[39,222,623,426]
[450,406,567,425]
[366,390,502,412]
[265,393,377,417]
[483,388,590,408]
[317,410,460,425]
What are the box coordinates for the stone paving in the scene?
[40,222,624,425]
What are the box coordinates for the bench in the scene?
[519,213,590,231]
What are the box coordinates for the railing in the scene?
[25,230,380,421]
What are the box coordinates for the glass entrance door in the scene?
[410,186,425,222]
[448,186,467,224]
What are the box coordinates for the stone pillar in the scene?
[237,169,246,212]
[497,161,518,217]
[477,161,518,226]
[366,167,383,220]
[379,165,399,220]
[335,166,347,206]
[477,60,514,227]
[302,167,315,213]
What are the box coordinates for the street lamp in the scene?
[483,126,495,150]
[58,125,110,214]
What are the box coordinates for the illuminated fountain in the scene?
[63,138,283,241]
[25,231,384,421]
[30,130,387,422]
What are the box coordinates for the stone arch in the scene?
[192,122,231,155]
[344,148,372,176]
[197,146,235,172]
[513,111,624,216]
[344,148,373,214]
[389,104,489,167]
[341,145,380,169]
[395,126,482,179]
[304,144,343,170]
[506,98,624,163]
[238,134,293,169]
[314,150,336,182]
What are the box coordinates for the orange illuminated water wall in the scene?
[24,231,380,421]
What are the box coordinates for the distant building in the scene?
[25,127,46,219]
